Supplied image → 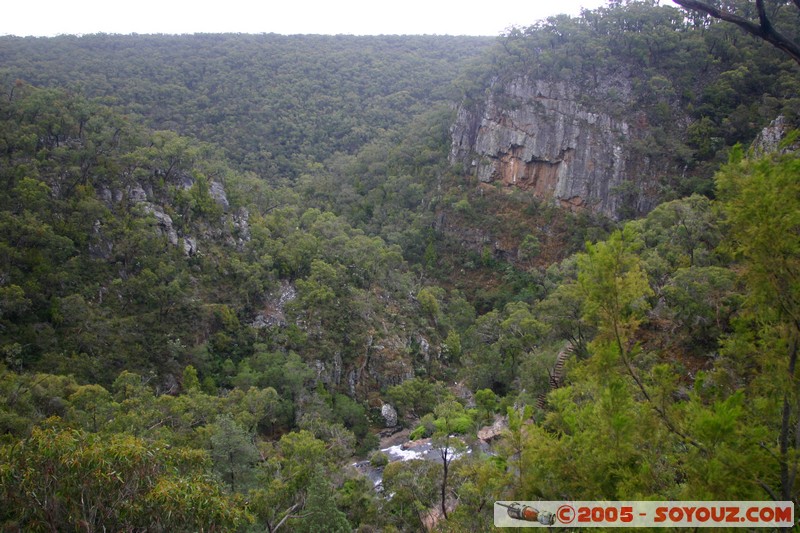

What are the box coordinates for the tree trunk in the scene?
[780,333,798,502]
[440,444,449,520]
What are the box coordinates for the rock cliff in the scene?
[450,77,656,220]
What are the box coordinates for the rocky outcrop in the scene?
[229,207,251,250]
[88,220,113,260]
[477,414,508,442]
[251,280,297,328]
[209,180,230,211]
[450,77,653,219]
[751,116,800,156]
[142,204,179,246]
[96,175,248,257]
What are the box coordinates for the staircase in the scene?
[536,344,573,410]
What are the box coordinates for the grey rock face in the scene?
[178,174,195,190]
[451,77,640,219]
[126,183,149,204]
[209,181,230,211]
[231,207,251,250]
[183,236,198,256]
[142,203,179,246]
[88,219,113,259]
[751,116,799,156]
[251,280,297,328]
[97,186,114,206]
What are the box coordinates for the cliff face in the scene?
[450,77,652,220]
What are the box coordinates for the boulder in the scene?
[381,403,398,428]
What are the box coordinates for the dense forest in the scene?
[1,0,799,531]
[0,33,492,179]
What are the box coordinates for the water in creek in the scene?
[351,435,491,492]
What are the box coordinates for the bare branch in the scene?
[756,478,780,502]
[759,441,784,466]
[271,503,301,533]
[672,0,800,65]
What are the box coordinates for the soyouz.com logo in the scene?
[494,501,794,528]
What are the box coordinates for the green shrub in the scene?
[434,414,473,435]
[370,451,389,468]
[409,425,427,440]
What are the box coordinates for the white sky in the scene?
[2,0,613,37]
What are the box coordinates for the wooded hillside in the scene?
[1,2,799,530]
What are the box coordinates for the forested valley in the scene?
[1,1,799,531]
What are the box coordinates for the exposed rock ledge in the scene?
[751,115,800,156]
[477,414,508,442]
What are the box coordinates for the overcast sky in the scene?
[3,0,613,37]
